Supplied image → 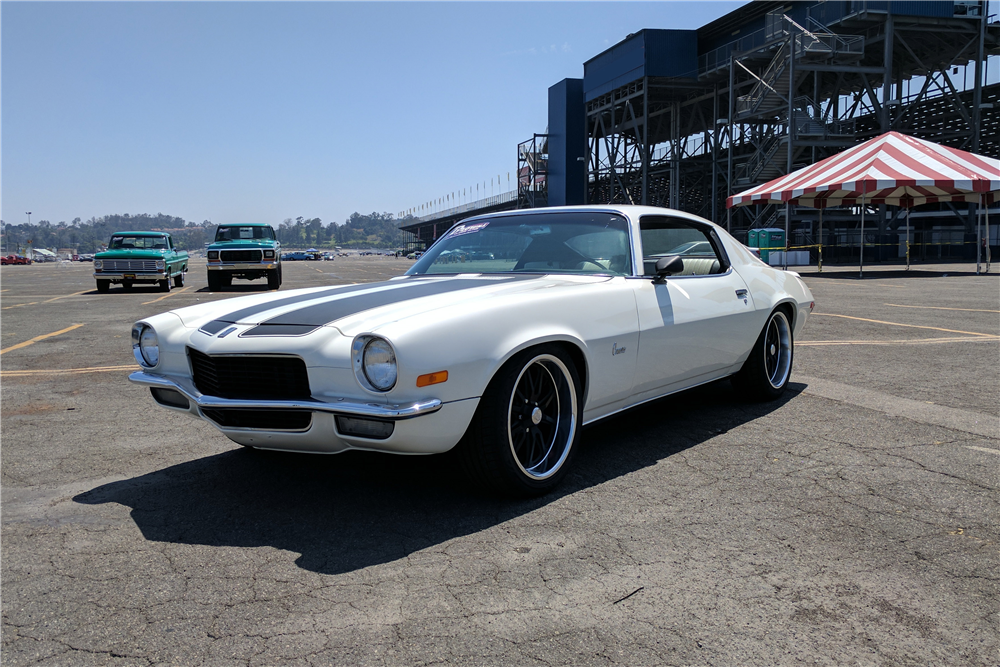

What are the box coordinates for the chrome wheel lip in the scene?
[506,353,577,481]
[764,310,792,389]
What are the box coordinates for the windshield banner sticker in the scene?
[447,222,489,238]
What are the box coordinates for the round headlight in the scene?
[155,260,165,269]
[93,259,103,269]
[362,338,397,391]
[135,325,159,367]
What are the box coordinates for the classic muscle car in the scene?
[129,206,814,496]
[207,223,281,290]
[94,231,188,292]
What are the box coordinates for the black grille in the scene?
[220,249,263,262]
[202,408,312,430]
[188,348,311,400]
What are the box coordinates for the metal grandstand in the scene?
[400,0,1000,263]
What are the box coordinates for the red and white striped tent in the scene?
[727,131,998,274]
[727,131,999,209]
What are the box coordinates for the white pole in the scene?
[905,207,911,271]
[859,196,866,278]
[976,194,982,275]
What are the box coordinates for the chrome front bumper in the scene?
[94,272,165,280]
[129,371,442,420]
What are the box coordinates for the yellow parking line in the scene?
[142,285,192,305]
[798,336,999,347]
[1,364,139,377]
[885,303,1000,314]
[811,313,997,338]
[1,301,41,310]
[0,323,85,355]
[42,289,91,303]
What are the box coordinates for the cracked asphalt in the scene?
[2,258,998,666]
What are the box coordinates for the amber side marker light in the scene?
[416,371,448,387]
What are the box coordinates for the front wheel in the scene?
[266,268,280,290]
[96,280,110,293]
[159,278,171,292]
[207,272,222,291]
[173,270,185,288]
[731,308,793,401]
[458,345,581,497]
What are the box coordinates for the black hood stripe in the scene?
[199,282,406,334]
[241,276,534,336]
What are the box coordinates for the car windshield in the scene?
[109,235,169,250]
[406,212,632,276]
[215,226,275,242]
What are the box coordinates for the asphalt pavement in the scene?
[2,257,998,666]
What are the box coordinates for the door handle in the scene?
[735,289,749,304]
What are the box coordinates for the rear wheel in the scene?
[731,308,793,401]
[96,280,110,293]
[266,268,280,290]
[458,345,581,497]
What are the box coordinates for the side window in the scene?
[639,216,726,277]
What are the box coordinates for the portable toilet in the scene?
[758,228,785,262]
[747,229,760,250]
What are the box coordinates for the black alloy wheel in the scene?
[731,307,793,401]
[459,345,581,497]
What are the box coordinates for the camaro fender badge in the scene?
[612,342,627,356]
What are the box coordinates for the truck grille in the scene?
[220,249,263,262]
[102,259,158,272]
[188,348,311,400]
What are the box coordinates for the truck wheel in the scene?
[159,278,171,292]
[96,280,110,293]
[222,274,233,287]
[267,269,280,290]
[173,271,185,288]
[122,281,133,291]
[207,272,222,291]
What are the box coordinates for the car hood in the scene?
[174,274,611,337]
[95,249,176,259]
[207,240,277,250]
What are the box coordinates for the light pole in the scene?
[26,211,31,225]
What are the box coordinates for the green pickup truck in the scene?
[206,223,282,290]
[93,231,188,293]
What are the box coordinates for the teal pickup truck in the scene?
[206,223,282,290]
[93,231,188,293]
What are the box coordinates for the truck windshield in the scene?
[109,236,169,250]
[215,226,275,242]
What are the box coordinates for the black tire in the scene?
[266,268,280,290]
[122,281,133,291]
[458,344,582,497]
[96,280,110,293]
[731,307,794,401]
[207,272,222,291]
[277,265,283,286]
[222,274,233,287]
[159,278,171,292]
[173,270,185,288]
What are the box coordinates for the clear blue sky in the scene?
[2,1,745,228]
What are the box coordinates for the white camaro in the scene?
[130,206,814,496]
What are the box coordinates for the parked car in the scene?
[282,251,310,261]
[2,255,32,265]
[206,223,281,291]
[93,231,188,292]
[128,206,814,496]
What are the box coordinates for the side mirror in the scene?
[652,255,684,284]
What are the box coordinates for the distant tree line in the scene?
[0,211,416,254]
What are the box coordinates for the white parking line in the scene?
[964,446,1000,456]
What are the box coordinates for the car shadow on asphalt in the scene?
[74,380,798,575]
[193,284,274,293]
